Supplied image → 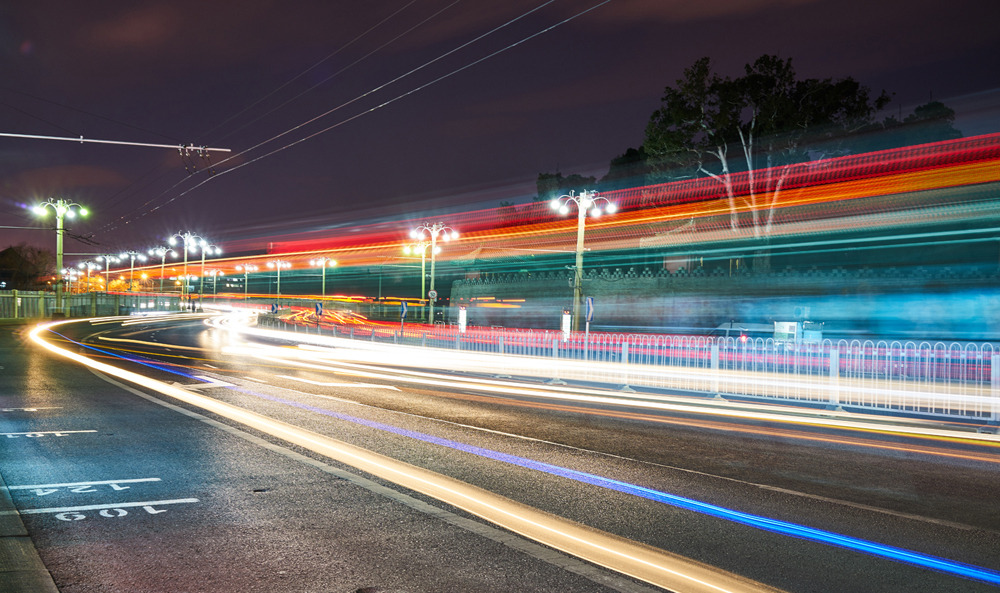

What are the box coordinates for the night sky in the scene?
[2,0,998,259]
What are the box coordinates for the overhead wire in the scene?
[95,0,443,236]
[205,0,426,144]
[120,0,596,225]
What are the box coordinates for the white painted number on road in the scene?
[3,430,97,438]
[10,478,161,496]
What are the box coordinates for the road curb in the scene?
[0,469,59,593]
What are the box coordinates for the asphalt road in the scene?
[3,314,1000,593]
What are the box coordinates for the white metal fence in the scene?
[259,315,1000,423]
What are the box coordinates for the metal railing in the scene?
[0,291,183,320]
[257,314,1000,423]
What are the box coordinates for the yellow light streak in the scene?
[29,319,784,593]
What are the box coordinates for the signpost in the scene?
[585,297,594,337]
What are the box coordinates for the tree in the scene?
[0,244,54,290]
[535,172,598,203]
[644,55,890,269]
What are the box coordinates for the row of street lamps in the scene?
[34,190,613,328]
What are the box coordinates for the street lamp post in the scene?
[32,198,88,315]
[409,223,458,325]
[96,254,119,292]
[236,264,258,301]
[120,250,148,292]
[550,190,616,332]
[309,257,337,297]
[148,247,175,294]
[403,241,431,322]
[76,261,101,292]
[266,260,292,308]
[205,269,224,296]
[197,243,222,305]
[169,232,214,311]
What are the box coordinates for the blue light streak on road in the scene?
[50,331,207,381]
[52,326,999,586]
[246,387,1000,586]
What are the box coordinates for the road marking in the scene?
[203,364,218,369]
[171,375,235,390]
[2,498,199,517]
[3,430,97,438]
[9,478,161,491]
[276,375,399,390]
[1,407,63,412]
[243,376,268,383]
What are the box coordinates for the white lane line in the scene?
[276,374,399,390]
[5,499,199,515]
[2,430,97,437]
[1,407,63,412]
[9,478,161,490]
[243,376,268,383]
[171,375,235,390]
[203,364,218,369]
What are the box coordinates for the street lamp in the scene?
[309,257,337,297]
[148,246,175,293]
[96,254,120,291]
[32,198,88,314]
[61,267,81,295]
[550,190,616,332]
[266,260,292,308]
[409,222,458,325]
[197,242,222,302]
[119,250,148,292]
[235,264,258,301]
[205,269,225,296]
[403,240,431,322]
[76,261,101,292]
[168,232,212,311]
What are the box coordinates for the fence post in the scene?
[12,290,18,318]
[711,342,719,394]
[991,354,999,424]
[621,342,629,364]
[829,348,841,410]
[499,336,504,355]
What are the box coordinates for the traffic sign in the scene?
[400,301,408,320]
[428,290,438,300]
[315,302,323,316]
[586,297,595,322]
[271,303,278,314]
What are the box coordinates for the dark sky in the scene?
[2,0,998,259]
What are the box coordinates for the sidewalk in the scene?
[0,469,58,593]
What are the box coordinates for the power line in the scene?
[0,132,230,153]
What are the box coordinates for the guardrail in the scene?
[257,314,1000,424]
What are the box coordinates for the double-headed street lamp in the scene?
[119,250,148,292]
[409,222,458,324]
[309,257,337,298]
[266,260,292,308]
[168,232,217,310]
[96,254,119,291]
[148,246,175,293]
[32,198,88,314]
[197,243,222,300]
[235,264,258,301]
[550,190,617,332]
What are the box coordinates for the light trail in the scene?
[28,318,783,593]
[32,317,1000,587]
